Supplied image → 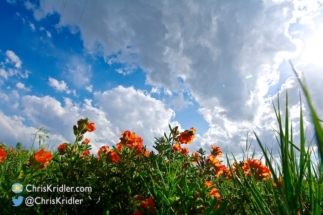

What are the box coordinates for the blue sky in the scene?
[1,0,323,164]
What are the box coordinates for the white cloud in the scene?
[29,22,35,31]
[16,82,31,91]
[19,0,323,161]
[85,85,93,92]
[6,50,22,68]
[46,31,52,38]
[48,77,71,93]
[150,87,160,94]
[65,57,91,88]
[170,93,192,111]
[0,86,178,153]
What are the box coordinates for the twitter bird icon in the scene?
[12,196,24,207]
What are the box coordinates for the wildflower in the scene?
[83,138,90,144]
[34,149,52,164]
[109,151,119,163]
[178,130,195,144]
[97,146,110,160]
[34,149,52,169]
[116,142,123,152]
[0,148,7,162]
[206,155,221,167]
[85,122,96,132]
[190,127,197,134]
[181,147,189,155]
[147,196,155,213]
[192,152,201,164]
[83,150,90,156]
[57,143,67,155]
[144,150,150,157]
[204,181,213,188]
[172,143,181,152]
[210,145,222,157]
[209,188,222,201]
[9,148,14,153]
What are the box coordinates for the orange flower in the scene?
[172,143,182,152]
[209,188,221,201]
[0,148,7,162]
[34,149,52,164]
[83,150,90,156]
[144,150,150,157]
[181,147,189,155]
[97,146,110,160]
[206,155,221,167]
[9,148,14,153]
[57,143,67,155]
[178,130,195,144]
[86,122,96,132]
[83,138,90,144]
[109,151,119,163]
[190,127,197,134]
[210,145,222,157]
[116,142,123,152]
[192,152,201,164]
[215,165,225,177]
[204,181,213,188]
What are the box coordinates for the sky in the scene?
[0,0,323,166]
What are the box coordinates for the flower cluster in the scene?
[233,158,271,180]
[204,181,222,210]
[97,145,119,163]
[133,195,156,215]
[178,127,196,144]
[205,145,231,178]
[116,130,150,157]
[32,148,53,169]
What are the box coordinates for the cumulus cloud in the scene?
[6,50,22,68]
[48,77,71,93]
[85,85,93,92]
[16,82,31,91]
[19,0,323,160]
[0,85,179,153]
[65,57,91,88]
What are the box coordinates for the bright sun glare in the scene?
[302,26,323,66]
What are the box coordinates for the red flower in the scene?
[0,148,7,162]
[109,151,119,163]
[147,196,155,213]
[172,143,181,152]
[97,146,110,160]
[57,143,67,155]
[210,145,222,157]
[86,122,96,132]
[34,149,52,164]
[181,147,189,155]
[83,150,90,156]
[83,138,90,144]
[133,211,143,215]
[178,130,195,144]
